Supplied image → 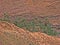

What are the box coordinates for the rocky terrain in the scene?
[0,21,60,45]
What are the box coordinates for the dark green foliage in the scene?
[0,13,58,36]
[0,12,10,22]
[39,18,58,36]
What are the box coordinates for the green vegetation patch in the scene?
[0,13,58,36]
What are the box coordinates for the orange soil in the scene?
[0,21,60,45]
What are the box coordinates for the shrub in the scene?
[0,13,58,36]
[39,17,58,36]
[0,12,10,22]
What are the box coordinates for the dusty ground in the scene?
[0,0,60,26]
[0,0,60,16]
[0,21,60,45]
[0,0,60,44]
[0,0,60,24]
[0,0,60,37]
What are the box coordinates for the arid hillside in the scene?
[0,0,60,16]
[0,0,60,32]
[0,0,60,44]
[0,21,60,45]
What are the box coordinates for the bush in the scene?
[0,12,10,22]
[0,13,58,36]
[39,18,58,36]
